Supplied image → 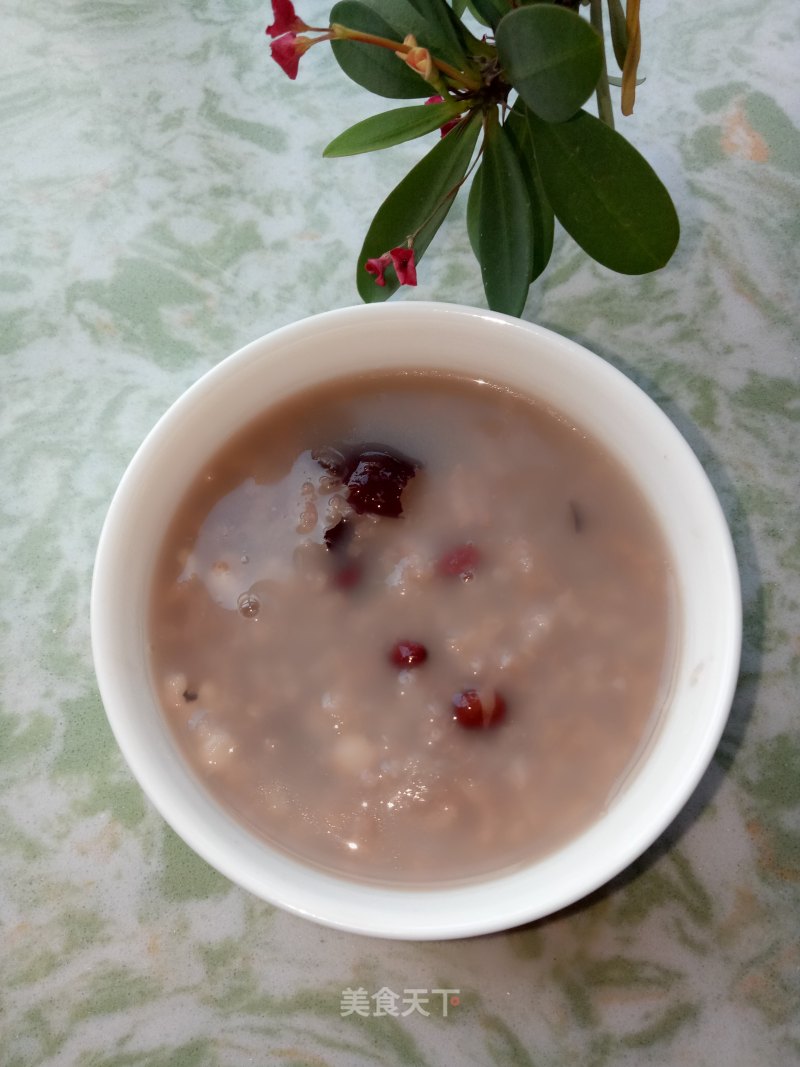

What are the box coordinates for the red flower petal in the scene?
[439,116,462,138]
[266,0,308,38]
[425,95,460,137]
[389,247,417,287]
[269,33,313,80]
[365,253,391,287]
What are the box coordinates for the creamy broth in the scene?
[149,372,675,884]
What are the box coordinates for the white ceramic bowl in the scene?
[91,302,740,939]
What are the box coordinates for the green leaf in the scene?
[464,0,510,31]
[356,112,481,302]
[496,5,603,122]
[506,103,555,283]
[330,1,430,99]
[466,163,482,262]
[402,0,475,68]
[470,117,533,315]
[366,0,470,68]
[469,112,555,289]
[606,0,629,70]
[324,102,461,156]
[529,108,680,274]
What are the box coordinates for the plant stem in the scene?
[331,25,481,91]
[589,0,615,129]
[621,0,642,115]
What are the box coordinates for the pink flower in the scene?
[439,116,462,137]
[390,247,417,286]
[270,32,313,80]
[365,253,391,287]
[266,0,309,38]
[364,247,418,288]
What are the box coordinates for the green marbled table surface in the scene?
[3,1,799,1064]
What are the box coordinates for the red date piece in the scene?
[345,449,416,517]
[314,444,418,518]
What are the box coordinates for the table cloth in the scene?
[3,2,798,1063]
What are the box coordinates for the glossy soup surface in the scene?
[149,372,675,884]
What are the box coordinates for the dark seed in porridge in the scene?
[438,542,480,580]
[390,640,429,669]
[150,371,675,885]
[452,688,507,729]
[569,500,584,533]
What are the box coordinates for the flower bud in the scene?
[397,34,436,85]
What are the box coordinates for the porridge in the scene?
[149,371,676,885]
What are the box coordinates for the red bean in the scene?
[438,543,480,580]
[451,688,506,729]
[389,640,429,669]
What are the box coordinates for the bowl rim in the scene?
[91,301,741,939]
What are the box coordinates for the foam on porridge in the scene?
[149,372,675,884]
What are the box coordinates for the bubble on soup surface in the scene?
[296,481,318,534]
[312,445,347,478]
[237,591,260,618]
